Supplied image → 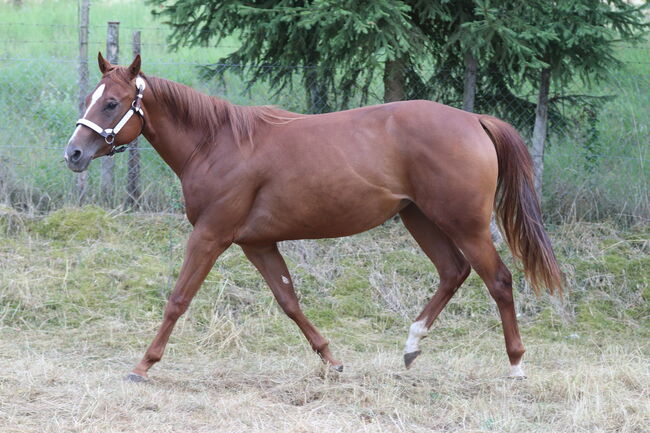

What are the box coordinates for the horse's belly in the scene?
[235,186,409,244]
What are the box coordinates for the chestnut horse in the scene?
[65,54,562,382]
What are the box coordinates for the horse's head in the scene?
[64,52,146,172]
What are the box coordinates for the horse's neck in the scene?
[141,77,249,178]
[140,92,224,178]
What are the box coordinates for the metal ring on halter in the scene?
[105,134,115,145]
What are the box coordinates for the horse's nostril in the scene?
[70,149,83,163]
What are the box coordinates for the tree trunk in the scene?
[462,51,477,112]
[532,68,551,199]
[305,68,329,114]
[383,57,406,103]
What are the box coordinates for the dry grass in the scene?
[1,328,648,433]
[0,207,648,432]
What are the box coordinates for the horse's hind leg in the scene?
[442,224,526,378]
[241,243,343,371]
[399,204,471,368]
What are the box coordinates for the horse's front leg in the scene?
[128,227,231,381]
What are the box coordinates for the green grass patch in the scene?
[1,208,647,347]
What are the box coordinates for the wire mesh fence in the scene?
[0,20,648,224]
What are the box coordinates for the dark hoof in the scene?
[125,372,149,383]
[330,364,344,373]
[404,351,421,369]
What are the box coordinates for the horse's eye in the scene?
[105,101,119,110]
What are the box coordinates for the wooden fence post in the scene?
[76,0,90,204]
[126,30,141,210]
[101,21,119,206]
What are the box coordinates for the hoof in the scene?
[125,372,149,383]
[330,364,344,373]
[404,350,421,369]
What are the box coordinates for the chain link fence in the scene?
[0,21,648,224]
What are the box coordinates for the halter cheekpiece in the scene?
[76,77,146,156]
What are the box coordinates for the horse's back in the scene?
[233,100,497,244]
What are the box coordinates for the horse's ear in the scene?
[98,51,111,75]
[128,54,141,79]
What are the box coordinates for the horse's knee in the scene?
[279,299,301,320]
[165,295,191,321]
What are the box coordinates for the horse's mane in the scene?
[110,67,303,146]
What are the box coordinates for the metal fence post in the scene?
[101,21,119,206]
[76,0,90,204]
[126,30,141,210]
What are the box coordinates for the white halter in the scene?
[76,77,146,155]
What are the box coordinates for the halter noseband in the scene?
[76,77,146,156]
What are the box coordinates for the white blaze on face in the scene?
[67,83,106,146]
[404,319,428,353]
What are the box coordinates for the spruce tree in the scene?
[515,0,647,196]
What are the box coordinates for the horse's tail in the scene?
[478,115,563,296]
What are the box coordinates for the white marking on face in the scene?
[404,319,428,353]
[85,83,106,116]
[510,362,526,378]
[66,83,106,147]
[67,125,83,143]
[281,275,290,284]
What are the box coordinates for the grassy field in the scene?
[0,207,648,432]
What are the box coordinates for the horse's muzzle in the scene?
[64,146,91,172]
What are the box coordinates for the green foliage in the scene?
[517,0,648,85]
[149,0,426,111]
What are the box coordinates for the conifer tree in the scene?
[514,0,647,196]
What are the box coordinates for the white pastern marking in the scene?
[281,275,290,284]
[510,362,525,377]
[404,320,428,353]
